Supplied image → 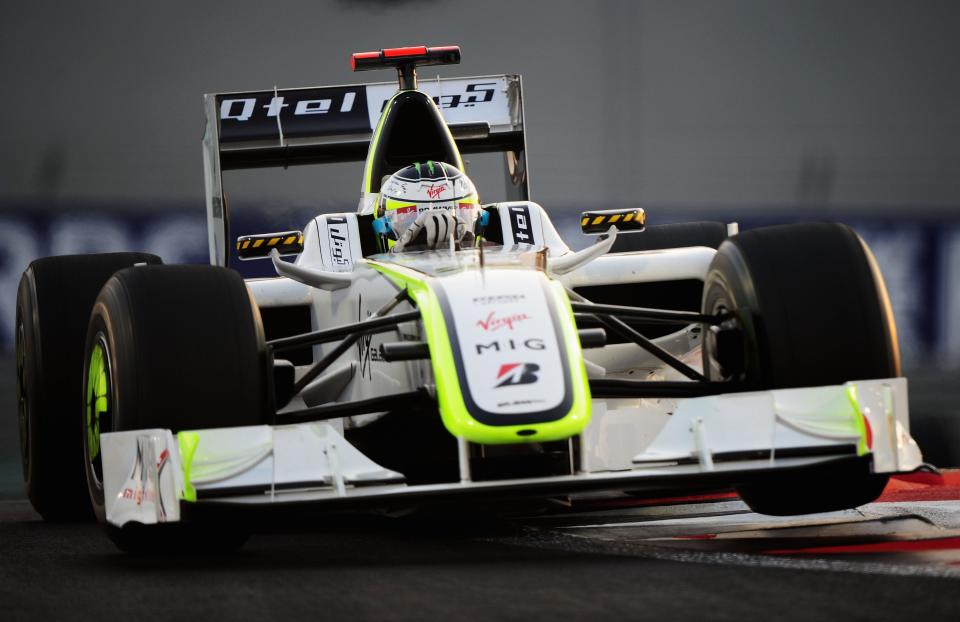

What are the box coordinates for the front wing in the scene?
[99,378,921,527]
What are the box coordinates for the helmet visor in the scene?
[381,171,479,243]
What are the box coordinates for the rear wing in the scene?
[202,75,529,266]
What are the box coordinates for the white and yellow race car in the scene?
[15,46,921,551]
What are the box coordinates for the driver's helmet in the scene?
[374,161,480,252]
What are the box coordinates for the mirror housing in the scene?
[580,208,645,234]
[236,230,303,260]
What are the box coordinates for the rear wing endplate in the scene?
[202,75,529,266]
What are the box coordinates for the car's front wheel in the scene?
[702,223,898,515]
[82,264,268,551]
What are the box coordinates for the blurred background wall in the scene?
[1,0,959,367]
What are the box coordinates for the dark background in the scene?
[3,1,958,209]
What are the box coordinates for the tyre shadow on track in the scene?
[0,502,622,575]
[1,498,545,567]
[4,500,960,622]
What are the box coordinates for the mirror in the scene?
[579,208,645,234]
[236,230,303,260]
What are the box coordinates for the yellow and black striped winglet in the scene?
[579,208,646,234]
[236,230,304,260]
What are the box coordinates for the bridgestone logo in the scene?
[494,363,540,387]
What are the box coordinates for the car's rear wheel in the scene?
[82,264,268,551]
[702,223,898,515]
[16,252,161,521]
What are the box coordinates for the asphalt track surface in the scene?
[2,357,960,621]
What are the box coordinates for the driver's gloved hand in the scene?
[393,211,462,252]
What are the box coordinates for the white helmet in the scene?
[375,161,479,252]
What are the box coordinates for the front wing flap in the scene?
[99,378,921,528]
[630,377,921,475]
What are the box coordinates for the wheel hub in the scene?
[85,336,112,487]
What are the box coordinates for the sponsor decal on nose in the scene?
[476,311,531,331]
[494,363,540,388]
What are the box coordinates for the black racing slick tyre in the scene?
[82,264,267,552]
[736,457,890,517]
[702,222,899,390]
[701,223,898,515]
[16,252,161,521]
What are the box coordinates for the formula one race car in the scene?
[15,45,922,551]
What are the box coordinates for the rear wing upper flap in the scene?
[202,74,529,266]
[205,75,525,168]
